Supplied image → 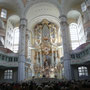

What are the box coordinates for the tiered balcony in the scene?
[71,44,90,65]
[60,43,90,65]
[0,52,18,67]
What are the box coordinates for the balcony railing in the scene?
[70,47,90,64]
[0,53,18,67]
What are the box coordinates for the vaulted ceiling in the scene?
[0,0,85,18]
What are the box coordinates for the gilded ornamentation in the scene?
[31,19,62,78]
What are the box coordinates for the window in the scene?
[2,55,5,60]
[1,9,7,18]
[71,54,75,59]
[69,23,80,50]
[6,56,8,61]
[9,57,12,62]
[76,54,80,58]
[13,27,19,53]
[14,57,18,62]
[69,15,86,50]
[78,66,88,77]
[4,70,13,79]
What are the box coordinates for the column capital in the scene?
[20,18,27,26]
[59,15,67,23]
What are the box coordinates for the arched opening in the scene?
[13,27,19,53]
[5,15,20,52]
[69,23,80,50]
[67,10,86,50]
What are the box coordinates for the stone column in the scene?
[83,0,90,42]
[52,49,54,67]
[55,51,58,66]
[18,18,27,82]
[36,52,39,65]
[59,15,72,80]
[40,51,42,67]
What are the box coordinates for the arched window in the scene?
[13,27,19,53]
[69,23,80,50]
[69,12,86,50]
[69,18,86,50]
[78,66,88,77]
[4,70,13,79]
[1,9,7,19]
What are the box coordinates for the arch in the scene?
[13,27,19,53]
[69,23,80,50]
[5,15,20,52]
[8,15,20,26]
[67,10,81,20]
[24,0,61,17]
[67,10,86,50]
[26,2,60,23]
